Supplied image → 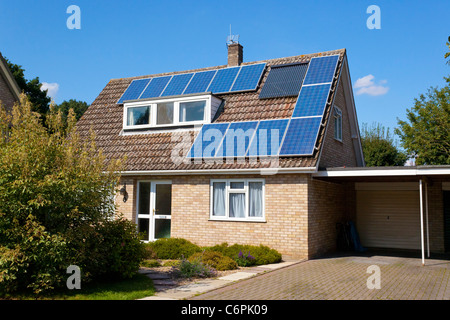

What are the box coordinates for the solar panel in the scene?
[161,73,193,97]
[279,117,322,156]
[117,78,151,104]
[187,123,230,159]
[215,121,259,158]
[259,63,308,99]
[207,67,240,94]
[183,70,217,95]
[291,83,332,118]
[230,63,266,92]
[246,119,289,157]
[140,76,172,99]
[302,55,339,85]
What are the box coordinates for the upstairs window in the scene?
[123,94,219,130]
[334,106,342,141]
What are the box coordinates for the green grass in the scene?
[4,273,155,300]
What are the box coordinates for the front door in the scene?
[137,181,172,241]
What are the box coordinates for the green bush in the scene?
[174,258,217,279]
[141,259,161,268]
[146,238,202,259]
[188,251,238,271]
[205,243,282,266]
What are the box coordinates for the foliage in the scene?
[445,36,450,65]
[145,238,202,260]
[140,259,162,268]
[205,243,282,266]
[174,257,217,279]
[5,58,51,119]
[235,250,256,267]
[52,99,89,125]
[395,76,450,165]
[188,251,238,271]
[360,122,408,166]
[0,95,141,295]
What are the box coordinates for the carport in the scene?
[313,166,450,265]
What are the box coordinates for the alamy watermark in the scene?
[66,265,81,290]
[366,265,381,290]
[67,5,81,30]
[366,5,381,30]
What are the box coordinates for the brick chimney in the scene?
[227,43,243,67]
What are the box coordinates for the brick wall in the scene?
[319,79,358,168]
[0,72,17,111]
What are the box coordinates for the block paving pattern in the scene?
[190,255,450,300]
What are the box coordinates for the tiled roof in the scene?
[76,49,346,172]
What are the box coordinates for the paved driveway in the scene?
[190,253,450,300]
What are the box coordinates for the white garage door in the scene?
[356,183,421,250]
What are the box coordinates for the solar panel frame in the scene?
[246,118,290,157]
[302,55,339,86]
[215,121,259,158]
[278,117,322,156]
[117,78,151,104]
[139,76,173,99]
[206,66,241,94]
[230,63,266,93]
[160,73,194,97]
[183,70,217,95]
[187,122,230,159]
[291,83,332,118]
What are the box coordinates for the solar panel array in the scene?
[258,63,308,99]
[117,63,266,104]
[186,54,340,159]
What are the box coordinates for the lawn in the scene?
[3,273,155,300]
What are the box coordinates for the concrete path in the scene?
[189,254,450,300]
[139,261,301,300]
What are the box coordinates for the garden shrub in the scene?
[141,259,161,268]
[174,257,217,279]
[188,251,238,271]
[146,238,202,259]
[205,243,282,266]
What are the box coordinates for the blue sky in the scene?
[0,0,449,136]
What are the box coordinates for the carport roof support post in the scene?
[420,179,425,266]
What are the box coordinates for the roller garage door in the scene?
[356,183,421,250]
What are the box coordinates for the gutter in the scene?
[119,166,318,176]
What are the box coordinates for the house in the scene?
[0,51,21,111]
[77,42,450,262]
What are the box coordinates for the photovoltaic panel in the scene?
[207,67,240,94]
[279,117,322,156]
[140,76,172,99]
[215,121,259,158]
[161,73,193,97]
[246,119,289,157]
[258,63,308,99]
[117,78,151,104]
[187,123,230,159]
[230,63,266,92]
[302,55,339,85]
[291,83,332,118]
[183,70,217,95]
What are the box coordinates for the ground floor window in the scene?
[210,179,265,221]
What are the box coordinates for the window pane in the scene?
[249,182,263,217]
[155,184,171,215]
[138,218,150,241]
[127,106,150,126]
[229,193,245,218]
[138,182,151,215]
[230,182,244,189]
[155,219,171,239]
[179,100,205,122]
[157,102,174,125]
[213,182,226,216]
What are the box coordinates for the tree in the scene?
[445,36,450,65]
[0,95,143,295]
[395,76,450,165]
[4,58,51,118]
[52,99,89,125]
[361,122,407,166]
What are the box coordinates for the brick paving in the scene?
[190,254,450,300]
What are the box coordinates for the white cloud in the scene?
[40,82,59,100]
[353,74,389,96]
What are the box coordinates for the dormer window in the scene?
[123,94,221,130]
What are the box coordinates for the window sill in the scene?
[208,217,266,223]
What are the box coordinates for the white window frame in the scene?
[334,106,343,142]
[209,179,265,222]
[123,94,212,130]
